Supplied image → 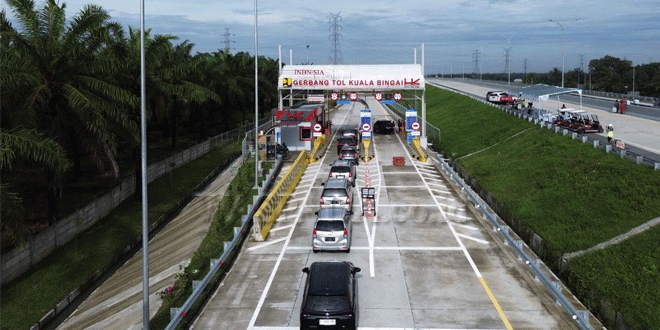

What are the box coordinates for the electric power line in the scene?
[328,12,343,64]
[223,28,235,53]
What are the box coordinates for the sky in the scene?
[4,0,659,74]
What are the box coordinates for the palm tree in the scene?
[0,128,69,246]
[2,0,139,222]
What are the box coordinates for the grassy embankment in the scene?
[425,85,660,329]
[150,160,271,329]
[1,142,241,330]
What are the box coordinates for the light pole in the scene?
[549,19,565,88]
[306,45,309,64]
[254,0,259,188]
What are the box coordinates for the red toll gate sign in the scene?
[349,92,358,101]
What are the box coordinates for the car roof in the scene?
[331,159,353,167]
[308,261,351,295]
[317,207,347,219]
[324,178,349,188]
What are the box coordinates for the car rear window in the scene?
[303,295,351,314]
[338,137,355,144]
[315,220,345,231]
[330,166,350,173]
[322,188,347,198]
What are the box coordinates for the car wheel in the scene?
[346,247,350,253]
[312,249,318,253]
[598,127,604,133]
[578,128,585,134]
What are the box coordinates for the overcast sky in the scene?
[5,0,659,74]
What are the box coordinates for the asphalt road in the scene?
[189,98,594,329]
[429,78,660,164]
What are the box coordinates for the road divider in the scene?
[253,150,310,241]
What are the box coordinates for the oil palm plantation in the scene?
[1,0,139,223]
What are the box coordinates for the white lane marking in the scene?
[456,233,489,245]
[247,237,287,251]
[450,222,479,231]
[429,188,453,195]
[269,224,294,232]
[246,101,354,329]
[392,126,483,278]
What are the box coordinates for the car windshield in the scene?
[322,189,347,198]
[315,220,345,231]
[338,137,355,144]
[303,295,351,314]
[330,166,350,173]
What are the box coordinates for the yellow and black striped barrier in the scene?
[309,135,327,163]
[252,150,310,241]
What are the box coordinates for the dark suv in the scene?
[300,261,361,329]
[336,136,357,154]
[338,145,359,165]
[373,120,395,134]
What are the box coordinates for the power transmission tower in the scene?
[578,53,586,86]
[473,49,480,77]
[223,28,235,53]
[328,12,343,64]
[503,47,512,85]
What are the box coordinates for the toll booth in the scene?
[271,103,327,151]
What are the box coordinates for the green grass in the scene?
[0,142,241,330]
[564,226,660,329]
[150,161,271,329]
[424,84,660,328]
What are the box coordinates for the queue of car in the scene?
[300,121,401,329]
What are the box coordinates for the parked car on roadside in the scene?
[312,207,353,253]
[300,261,361,329]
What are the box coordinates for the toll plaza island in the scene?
[198,63,589,330]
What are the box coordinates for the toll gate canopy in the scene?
[278,64,425,91]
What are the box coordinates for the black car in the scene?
[336,136,357,154]
[373,120,395,134]
[300,261,361,329]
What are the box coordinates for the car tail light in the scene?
[349,172,352,177]
[313,229,317,238]
[346,196,350,205]
[329,172,332,177]
[320,197,324,205]
[343,229,348,238]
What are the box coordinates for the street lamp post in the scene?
[254,0,259,189]
[306,45,309,64]
[549,19,565,88]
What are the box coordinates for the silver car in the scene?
[312,207,353,252]
[320,178,353,211]
[328,159,356,187]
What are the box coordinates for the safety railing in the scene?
[436,154,595,330]
[252,150,310,241]
[309,135,327,163]
[165,156,283,330]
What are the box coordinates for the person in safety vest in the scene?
[606,124,614,144]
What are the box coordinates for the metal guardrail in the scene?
[164,155,283,330]
[435,154,595,330]
[431,81,660,169]
[252,150,310,241]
